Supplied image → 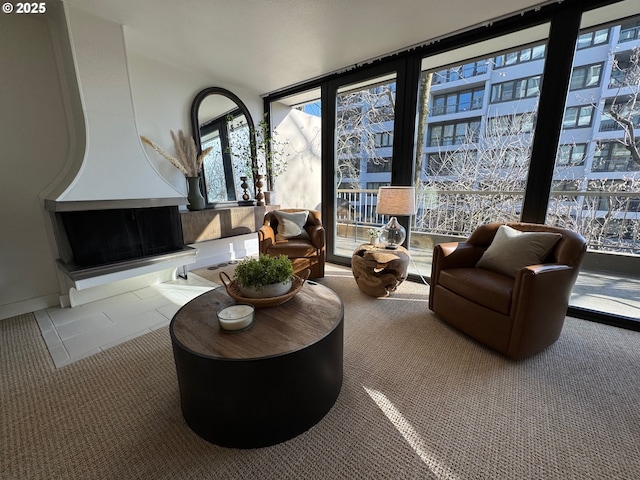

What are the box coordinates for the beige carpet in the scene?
[2,264,640,479]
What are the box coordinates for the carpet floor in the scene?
[2,264,639,479]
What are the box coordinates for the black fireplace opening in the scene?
[60,206,184,268]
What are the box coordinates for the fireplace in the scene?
[59,206,184,268]
[42,5,198,307]
[46,200,197,307]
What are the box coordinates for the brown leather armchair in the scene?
[429,222,587,360]
[258,209,325,279]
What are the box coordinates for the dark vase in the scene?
[187,176,205,211]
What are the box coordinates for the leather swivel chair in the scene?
[258,209,325,279]
[429,222,587,360]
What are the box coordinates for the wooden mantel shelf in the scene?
[180,205,278,244]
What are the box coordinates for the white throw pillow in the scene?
[476,225,561,278]
[274,210,309,239]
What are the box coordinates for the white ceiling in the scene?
[64,0,552,96]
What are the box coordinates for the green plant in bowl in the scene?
[234,254,294,298]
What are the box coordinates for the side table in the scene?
[351,244,410,297]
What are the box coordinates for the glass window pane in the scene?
[577,106,593,127]
[412,27,546,281]
[593,28,609,45]
[585,64,602,86]
[458,91,471,112]
[335,73,396,254]
[570,67,586,90]
[532,45,546,59]
[446,94,458,114]
[547,12,640,322]
[202,134,228,203]
[563,107,578,128]
[577,32,592,49]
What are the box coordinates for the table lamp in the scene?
[376,186,416,249]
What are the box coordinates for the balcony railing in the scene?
[337,188,640,254]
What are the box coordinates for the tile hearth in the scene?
[35,272,218,368]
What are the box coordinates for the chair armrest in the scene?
[433,242,485,270]
[429,242,485,310]
[508,264,577,359]
[258,224,276,252]
[523,264,572,275]
[307,225,325,249]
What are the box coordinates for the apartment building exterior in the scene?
[337,17,640,254]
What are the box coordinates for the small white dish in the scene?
[217,304,255,332]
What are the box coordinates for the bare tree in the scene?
[415,109,535,236]
[606,46,640,166]
[335,84,395,189]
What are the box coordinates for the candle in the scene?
[217,304,255,331]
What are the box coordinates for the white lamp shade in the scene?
[376,186,416,216]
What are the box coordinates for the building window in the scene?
[592,141,640,172]
[557,143,587,167]
[487,113,536,136]
[599,98,640,132]
[428,119,481,147]
[368,105,394,123]
[490,75,541,103]
[432,87,485,116]
[585,181,640,217]
[338,135,361,155]
[619,20,640,42]
[432,60,489,85]
[373,132,393,148]
[493,44,545,68]
[367,157,392,173]
[426,151,476,176]
[366,181,389,191]
[432,61,489,84]
[337,108,362,129]
[563,105,594,129]
[609,51,639,89]
[576,28,609,49]
[569,63,603,90]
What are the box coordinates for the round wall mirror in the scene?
[190,87,258,206]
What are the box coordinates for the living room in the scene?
[2,0,640,478]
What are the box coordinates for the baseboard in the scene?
[0,293,60,321]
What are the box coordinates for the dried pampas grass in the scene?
[141,130,212,177]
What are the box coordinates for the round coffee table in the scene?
[170,281,343,448]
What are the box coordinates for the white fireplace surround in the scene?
[44,3,199,306]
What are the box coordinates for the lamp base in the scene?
[380,217,406,250]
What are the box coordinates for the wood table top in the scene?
[170,281,343,360]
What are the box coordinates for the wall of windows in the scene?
[265,0,640,328]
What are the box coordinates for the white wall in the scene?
[0,12,69,317]
[0,6,264,319]
[127,51,264,196]
[271,103,322,210]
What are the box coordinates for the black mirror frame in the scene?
[190,87,258,205]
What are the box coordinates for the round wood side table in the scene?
[351,244,410,297]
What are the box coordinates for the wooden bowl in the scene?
[219,269,310,308]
